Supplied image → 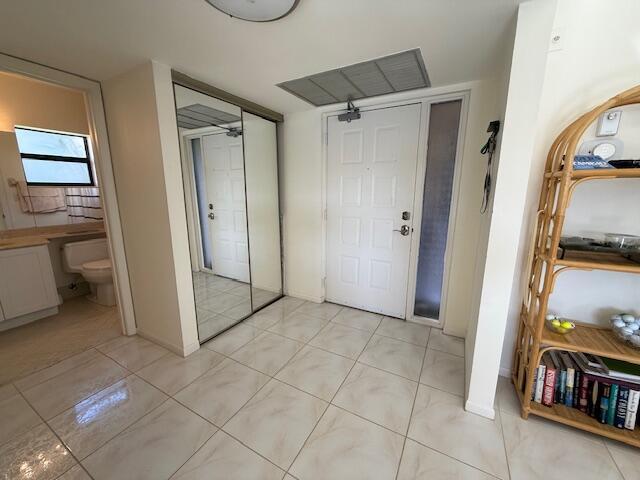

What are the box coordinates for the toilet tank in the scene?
[63,237,109,272]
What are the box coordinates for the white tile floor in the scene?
[1,297,638,479]
[192,271,281,342]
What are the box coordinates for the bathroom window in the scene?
[15,127,94,186]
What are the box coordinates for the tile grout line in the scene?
[14,384,97,480]
[7,298,457,479]
[282,307,369,475]
[408,433,504,479]
[12,347,104,394]
[394,327,431,480]
[603,441,629,479]
[496,395,514,480]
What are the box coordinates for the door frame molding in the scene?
[0,52,136,335]
[180,125,233,273]
[321,89,470,329]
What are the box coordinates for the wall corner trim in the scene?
[464,399,496,420]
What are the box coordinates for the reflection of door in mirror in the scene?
[202,132,249,282]
[174,84,251,342]
[243,112,283,311]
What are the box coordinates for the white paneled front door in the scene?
[326,103,421,318]
[203,132,250,282]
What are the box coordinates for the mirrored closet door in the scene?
[173,84,283,343]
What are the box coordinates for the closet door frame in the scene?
[174,80,285,343]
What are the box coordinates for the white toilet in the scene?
[63,238,116,306]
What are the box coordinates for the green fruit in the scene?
[560,321,574,330]
[551,319,561,327]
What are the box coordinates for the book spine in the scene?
[578,374,589,413]
[615,386,630,429]
[599,384,611,424]
[534,364,546,403]
[589,380,599,418]
[531,367,538,401]
[565,366,575,407]
[625,390,640,430]
[607,384,619,426]
[543,366,557,407]
[573,370,582,409]
[558,369,567,405]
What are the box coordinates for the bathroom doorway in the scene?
[0,54,134,384]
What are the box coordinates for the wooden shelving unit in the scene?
[511,84,640,447]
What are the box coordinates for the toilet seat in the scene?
[82,259,111,271]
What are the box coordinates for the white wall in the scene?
[465,0,557,418]
[282,78,505,337]
[499,0,640,376]
[102,61,199,356]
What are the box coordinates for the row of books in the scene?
[533,351,640,430]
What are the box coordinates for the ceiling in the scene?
[0,0,520,114]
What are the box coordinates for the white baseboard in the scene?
[285,290,324,303]
[465,399,496,420]
[136,329,196,357]
[0,306,59,332]
[499,366,511,378]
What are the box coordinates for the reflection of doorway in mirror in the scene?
[202,132,249,283]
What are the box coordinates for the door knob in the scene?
[393,225,410,236]
[208,213,215,220]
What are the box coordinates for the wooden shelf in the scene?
[530,401,640,447]
[545,168,640,180]
[541,323,640,364]
[544,250,640,274]
[514,85,640,449]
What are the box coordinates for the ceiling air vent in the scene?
[176,104,241,129]
[277,48,430,107]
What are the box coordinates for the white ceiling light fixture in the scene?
[204,0,300,22]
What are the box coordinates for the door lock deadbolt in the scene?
[402,211,411,220]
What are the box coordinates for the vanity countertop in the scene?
[0,222,105,250]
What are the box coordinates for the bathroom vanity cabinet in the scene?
[0,244,59,323]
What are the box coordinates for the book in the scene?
[560,352,575,407]
[531,367,538,401]
[573,368,582,409]
[615,386,630,429]
[588,379,599,418]
[556,353,567,405]
[601,358,640,383]
[534,362,546,404]
[583,373,640,392]
[578,372,589,413]
[542,354,557,407]
[625,390,640,430]
[581,353,608,375]
[549,351,562,403]
[607,383,619,426]
[599,384,611,424]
